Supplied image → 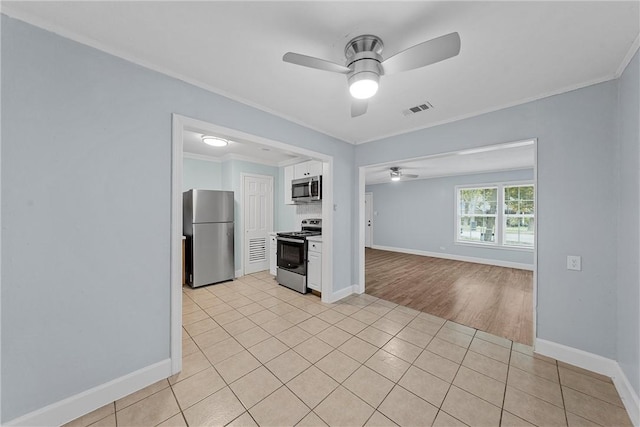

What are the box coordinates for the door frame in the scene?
[241,172,274,276]
[171,114,335,374]
[357,139,538,345]
[364,192,373,248]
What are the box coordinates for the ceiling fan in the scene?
[283,32,461,118]
[390,167,418,181]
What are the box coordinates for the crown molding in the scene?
[182,152,222,163]
[616,33,640,78]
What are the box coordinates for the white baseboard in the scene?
[612,363,640,426]
[235,269,243,278]
[326,285,356,303]
[371,244,534,271]
[536,339,639,426]
[6,359,172,427]
[535,338,619,376]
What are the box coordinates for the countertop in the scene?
[307,235,322,242]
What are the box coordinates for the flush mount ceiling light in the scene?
[283,31,461,117]
[202,135,228,147]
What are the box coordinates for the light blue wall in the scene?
[357,80,619,360]
[616,50,639,396]
[277,167,296,232]
[182,158,222,191]
[0,15,354,422]
[366,169,534,266]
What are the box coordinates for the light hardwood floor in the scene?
[365,248,533,345]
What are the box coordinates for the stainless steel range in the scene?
[276,219,321,293]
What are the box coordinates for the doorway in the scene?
[242,173,273,275]
[357,139,537,345]
[170,114,336,374]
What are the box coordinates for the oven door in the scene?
[277,237,307,275]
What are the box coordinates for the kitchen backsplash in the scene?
[295,203,322,229]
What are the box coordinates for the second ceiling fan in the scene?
[390,166,419,181]
[283,31,461,117]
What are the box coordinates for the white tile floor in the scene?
[66,271,632,427]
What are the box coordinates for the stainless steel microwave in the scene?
[291,176,322,203]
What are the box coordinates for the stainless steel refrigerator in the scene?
[183,189,235,288]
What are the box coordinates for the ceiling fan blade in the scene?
[351,100,368,118]
[283,52,351,74]
[381,32,461,75]
[404,174,419,178]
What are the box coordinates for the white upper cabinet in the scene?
[284,160,322,205]
[293,160,322,179]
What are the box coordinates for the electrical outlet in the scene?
[567,255,582,271]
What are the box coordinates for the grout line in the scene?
[437,326,475,414]
[166,385,185,424]
[557,358,570,427]
[498,340,514,426]
[177,274,599,427]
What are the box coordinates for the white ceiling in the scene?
[365,140,535,185]
[3,2,638,145]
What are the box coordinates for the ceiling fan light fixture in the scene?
[202,135,228,147]
[349,72,379,100]
[390,168,402,181]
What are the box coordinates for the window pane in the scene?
[520,201,534,214]
[505,187,519,200]
[459,215,495,243]
[519,186,534,201]
[459,187,497,215]
[505,201,518,214]
[484,188,498,201]
[505,217,535,247]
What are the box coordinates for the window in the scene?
[504,185,534,247]
[458,187,497,243]
[456,182,534,249]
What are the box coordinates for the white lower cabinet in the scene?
[269,233,277,276]
[307,241,322,291]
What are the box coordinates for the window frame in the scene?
[502,184,535,249]
[455,181,535,251]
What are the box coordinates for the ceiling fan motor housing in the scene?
[345,35,384,88]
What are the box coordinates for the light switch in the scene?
[567,255,581,271]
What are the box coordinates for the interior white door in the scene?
[365,192,373,247]
[243,174,273,275]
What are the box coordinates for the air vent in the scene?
[248,238,267,263]
[402,101,433,116]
